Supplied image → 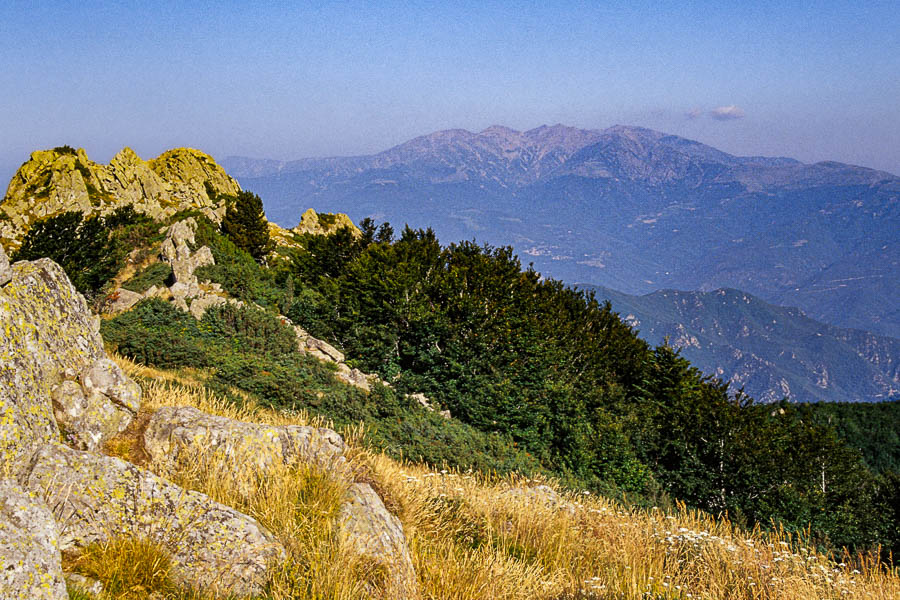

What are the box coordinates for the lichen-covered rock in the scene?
[1,147,240,250]
[189,293,227,320]
[0,245,11,286]
[144,406,346,474]
[20,443,284,597]
[0,257,141,467]
[336,364,371,392]
[292,208,360,237]
[0,258,102,473]
[52,358,141,451]
[338,483,417,599]
[105,287,144,313]
[0,479,68,600]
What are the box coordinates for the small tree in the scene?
[221,190,271,262]
[12,210,123,299]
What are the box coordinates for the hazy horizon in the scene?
[2,1,899,184]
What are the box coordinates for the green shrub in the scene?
[12,211,123,299]
[121,262,172,293]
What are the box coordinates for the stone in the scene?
[160,218,218,312]
[338,483,417,599]
[0,479,68,600]
[52,358,140,452]
[144,406,346,474]
[104,287,144,313]
[20,443,284,598]
[336,364,371,392]
[64,573,103,596]
[0,258,112,474]
[189,293,227,320]
[292,208,360,237]
[1,147,240,251]
[304,336,345,363]
[0,245,11,286]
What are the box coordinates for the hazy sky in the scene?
[2,1,898,184]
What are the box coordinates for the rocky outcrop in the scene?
[21,443,284,597]
[0,253,138,472]
[1,146,240,251]
[144,406,347,473]
[0,479,68,600]
[51,358,141,452]
[292,208,360,237]
[0,245,10,285]
[155,217,232,318]
[339,483,418,599]
[145,405,418,598]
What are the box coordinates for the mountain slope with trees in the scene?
[224,124,900,339]
[584,285,900,404]
[6,147,899,561]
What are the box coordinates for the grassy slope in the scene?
[67,355,900,600]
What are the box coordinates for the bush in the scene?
[121,262,172,293]
[12,211,123,299]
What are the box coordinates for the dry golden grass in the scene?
[95,355,900,600]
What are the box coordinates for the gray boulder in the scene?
[189,293,227,320]
[20,443,284,597]
[0,479,68,600]
[0,244,11,286]
[144,406,347,474]
[51,358,141,451]
[160,218,214,291]
[338,483,417,599]
[105,286,144,313]
[0,257,134,474]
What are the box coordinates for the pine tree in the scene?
[221,190,271,261]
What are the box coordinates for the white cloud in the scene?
[710,105,745,120]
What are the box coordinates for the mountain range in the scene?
[224,124,899,340]
[222,124,899,404]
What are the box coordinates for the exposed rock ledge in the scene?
[0,245,418,599]
[1,146,241,252]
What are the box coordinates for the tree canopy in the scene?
[220,190,271,261]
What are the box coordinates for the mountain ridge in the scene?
[224,124,900,339]
[585,284,900,404]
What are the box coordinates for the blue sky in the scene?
[1,1,898,182]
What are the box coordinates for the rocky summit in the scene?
[0,146,241,251]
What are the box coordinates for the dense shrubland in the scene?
[17,199,900,559]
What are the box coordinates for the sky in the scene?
[1,0,899,185]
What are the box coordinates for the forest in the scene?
[13,197,900,559]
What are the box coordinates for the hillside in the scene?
[2,146,899,599]
[224,124,900,338]
[584,285,900,404]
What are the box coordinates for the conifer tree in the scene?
[221,190,271,261]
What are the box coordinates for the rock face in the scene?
[0,245,10,285]
[292,207,359,237]
[0,479,68,600]
[157,217,229,317]
[144,406,347,473]
[21,443,284,597]
[339,483,418,599]
[1,146,240,251]
[51,358,141,452]
[0,256,138,472]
